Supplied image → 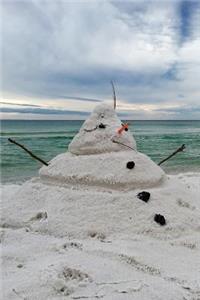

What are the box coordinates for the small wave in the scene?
[0,135,75,141]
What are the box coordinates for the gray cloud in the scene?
[155,105,200,114]
[0,107,89,116]
[53,96,102,102]
[0,101,41,107]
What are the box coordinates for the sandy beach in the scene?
[1,172,200,300]
[1,104,200,300]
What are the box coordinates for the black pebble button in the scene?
[126,161,135,169]
[154,214,166,226]
[137,191,150,202]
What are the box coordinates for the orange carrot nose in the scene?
[117,123,129,134]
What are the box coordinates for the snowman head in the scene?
[68,103,137,155]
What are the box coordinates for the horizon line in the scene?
[1,119,200,121]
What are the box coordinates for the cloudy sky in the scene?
[1,0,200,120]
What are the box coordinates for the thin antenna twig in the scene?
[110,80,116,109]
[8,138,49,166]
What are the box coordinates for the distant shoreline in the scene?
[1,119,200,122]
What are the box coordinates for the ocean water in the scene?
[1,120,200,184]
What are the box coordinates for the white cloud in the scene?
[1,0,200,119]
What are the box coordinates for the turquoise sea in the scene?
[1,120,200,184]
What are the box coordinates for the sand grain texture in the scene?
[1,173,200,300]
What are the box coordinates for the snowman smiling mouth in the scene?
[84,123,107,132]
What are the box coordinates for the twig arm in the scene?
[158,144,185,166]
[8,138,49,166]
[110,80,116,109]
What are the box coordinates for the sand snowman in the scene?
[40,103,165,189]
[3,106,200,300]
